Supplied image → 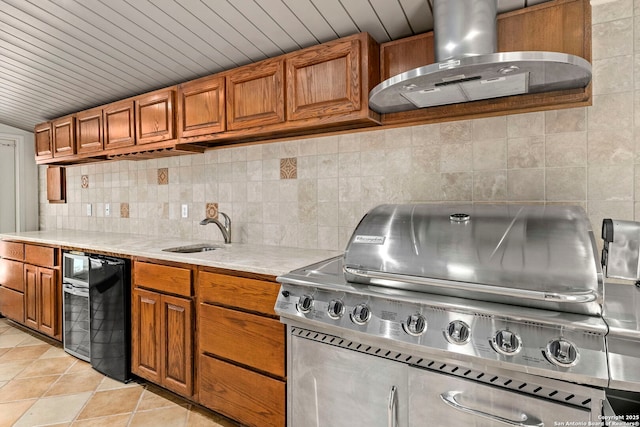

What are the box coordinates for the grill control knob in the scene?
[445,320,470,345]
[351,303,371,325]
[404,313,427,336]
[545,339,579,367]
[296,294,314,314]
[492,330,522,355]
[327,299,345,319]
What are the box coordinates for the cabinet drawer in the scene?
[0,259,24,292]
[24,245,56,267]
[198,272,279,316]
[199,354,285,427]
[0,241,24,261]
[199,304,285,377]
[0,286,24,323]
[135,262,192,297]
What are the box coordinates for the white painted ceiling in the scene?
[0,0,547,132]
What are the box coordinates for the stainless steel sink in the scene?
[162,243,223,253]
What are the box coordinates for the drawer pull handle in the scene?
[440,391,543,427]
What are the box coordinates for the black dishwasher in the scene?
[89,255,131,382]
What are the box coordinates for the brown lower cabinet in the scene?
[199,354,285,427]
[0,286,24,323]
[23,264,59,337]
[131,261,194,398]
[0,241,61,341]
[197,270,286,427]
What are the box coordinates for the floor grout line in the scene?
[0,319,237,427]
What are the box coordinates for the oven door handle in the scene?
[440,391,543,427]
[388,385,398,427]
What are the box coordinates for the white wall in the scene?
[0,124,38,231]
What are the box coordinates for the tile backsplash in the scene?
[38,0,638,251]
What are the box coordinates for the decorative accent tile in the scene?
[206,203,219,219]
[81,175,89,189]
[157,168,169,185]
[120,203,130,218]
[280,157,297,179]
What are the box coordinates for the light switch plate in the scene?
[86,204,92,216]
[181,204,188,218]
[105,203,110,216]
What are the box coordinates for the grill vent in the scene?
[291,327,593,410]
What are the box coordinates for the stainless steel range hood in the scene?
[369,0,592,113]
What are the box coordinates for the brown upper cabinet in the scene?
[52,115,76,158]
[34,122,53,161]
[177,75,226,141]
[226,57,285,131]
[104,99,136,150]
[76,107,103,154]
[46,166,66,204]
[34,0,591,164]
[135,87,176,145]
[286,33,379,124]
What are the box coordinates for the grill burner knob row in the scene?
[445,320,471,344]
[351,303,371,325]
[545,339,579,367]
[492,330,522,355]
[404,313,427,336]
[327,299,345,319]
[297,294,314,314]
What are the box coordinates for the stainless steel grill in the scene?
[276,203,638,426]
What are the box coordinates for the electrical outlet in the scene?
[105,203,110,216]
[181,204,188,218]
[86,204,92,216]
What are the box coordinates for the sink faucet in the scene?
[199,212,231,244]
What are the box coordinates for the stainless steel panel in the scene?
[289,335,409,427]
[276,275,610,387]
[604,281,640,340]
[409,366,592,426]
[607,336,640,393]
[603,282,640,392]
[433,0,497,61]
[344,204,603,315]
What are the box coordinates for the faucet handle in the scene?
[218,211,231,226]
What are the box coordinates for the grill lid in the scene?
[344,204,603,315]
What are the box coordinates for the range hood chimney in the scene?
[368,0,592,113]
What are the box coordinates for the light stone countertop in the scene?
[0,230,343,277]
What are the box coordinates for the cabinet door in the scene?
[161,294,193,397]
[135,88,176,145]
[199,354,285,427]
[52,116,76,158]
[104,100,135,149]
[198,271,279,316]
[226,58,284,130]
[290,335,408,427]
[34,123,53,160]
[38,267,58,337]
[200,304,284,377]
[23,264,38,330]
[0,286,24,323]
[76,107,103,154]
[0,258,24,292]
[177,76,225,138]
[286,37,361,121]
[46,166,66,204]
[131,288,162,384]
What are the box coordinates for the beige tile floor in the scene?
[0,318,241,427]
